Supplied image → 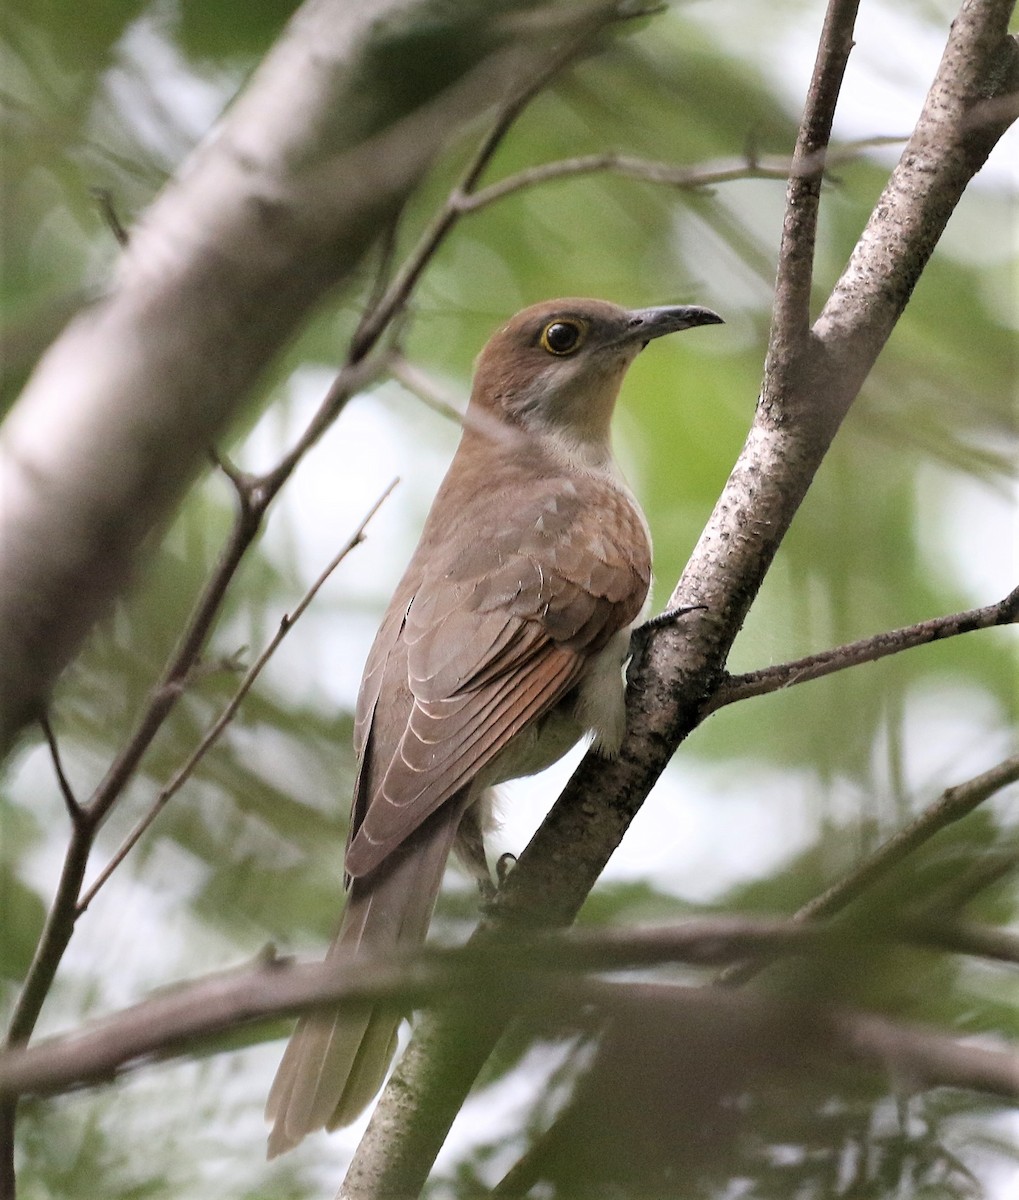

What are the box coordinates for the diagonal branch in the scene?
[717,753,1019,986]
[709,584,1019,711]
[344,4,1019,1194]
[77,479,398,914]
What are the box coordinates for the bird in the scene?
[265,297,723,1156]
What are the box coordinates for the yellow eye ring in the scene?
[539,319,586,356]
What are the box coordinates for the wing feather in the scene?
[344,465,651,880]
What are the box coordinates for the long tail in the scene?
[265,803,463,1158]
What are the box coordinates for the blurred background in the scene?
[1,1,1016,1196]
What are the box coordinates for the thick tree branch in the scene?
[0,0,620,754]
[344,4,1019,1193]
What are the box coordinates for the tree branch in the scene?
[454,139,902,215]
[0,918,818,1098]
[0,0,618,753]
[343,3,1019,1192]
[457,150,792,211]
[717,753,1019,986]
[709,584,1019,711]
[7,913,1015,1101]
[770,0,861,348]
[77,479,398,914]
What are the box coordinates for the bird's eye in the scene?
[539,320,585,356]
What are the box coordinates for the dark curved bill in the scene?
[624,304,724,345]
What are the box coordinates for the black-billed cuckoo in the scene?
[266,297,722,1156]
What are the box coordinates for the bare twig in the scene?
[348,16,606,363]
[770,0,860,347]
[457,151,791,211]
[454,139,902,215]
[717,753,1019,986]
[38,714,83,824]
[77,479,398,913]
[89,187,129,247]
[254,353,388,496]
[389,356,466,425]
[709,585,1019,711]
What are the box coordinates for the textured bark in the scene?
[338,3,1019,1196]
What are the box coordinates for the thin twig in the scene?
[348,19,603,363]
[78,479,399,913]
[38,714,83,824]
[717,753,1019,986]
[389,355,466,425]
[457,152,790,211]
[455,140,902,215]
[770,0,861,346]
[801,753,1019,919]
[256,353,388,495]
[83,481,261,829]
[708,584,1019,711]
[89,187,129,247]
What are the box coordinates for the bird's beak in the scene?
[622,304,724,347]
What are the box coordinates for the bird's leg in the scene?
[495,852,517,886]
[640,603,707,632]
[453,803,497,903]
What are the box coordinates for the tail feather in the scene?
[266,802,465,1157]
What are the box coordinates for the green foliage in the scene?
[1,0,1016,1197]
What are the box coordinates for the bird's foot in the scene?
[630,603,706,654]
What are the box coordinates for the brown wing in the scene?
[344,469,650,879]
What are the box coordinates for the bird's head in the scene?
[468,298,723,451]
